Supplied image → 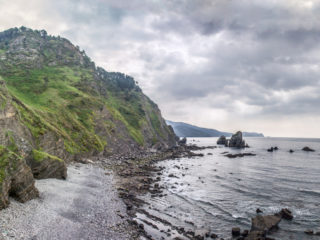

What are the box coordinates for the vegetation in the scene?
[32,149,63,163]
[0,27,171,156]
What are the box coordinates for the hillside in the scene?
[0,27,176,209]
[166,120,264,137]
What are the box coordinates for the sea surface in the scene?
[136,137,320,240]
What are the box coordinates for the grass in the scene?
[32,149,63,162]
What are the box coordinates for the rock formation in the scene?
[217,135,227,145]
[219,131,246,148]
[0,146,39,209]
[229,131,246,148]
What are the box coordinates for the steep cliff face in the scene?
[0,27,176,208]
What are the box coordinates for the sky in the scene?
[0,0,319,137]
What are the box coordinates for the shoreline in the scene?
[0,163,140,240]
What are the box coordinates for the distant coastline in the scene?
[166,120,264,138]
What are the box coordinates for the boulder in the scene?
[279,208,293,220]
[302,147,315,152]
[289,149,294,153]
[232,227,241,236]
[251,215,281,232]
[217,135,227,145]
[229,131,246,148]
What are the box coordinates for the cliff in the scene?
[0,27,176,208]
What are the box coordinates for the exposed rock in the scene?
[242,230,249,237]
[289,149,294,153]
[302,147,315,152]
[210,233,218,238]
[267,147,274,152]
[279,208,293,220]
[0,146,39,209]
[217,135,227,145]
[304,229,314,235]
[27,149,67,179]
[256,208,263,214]
[251,215,281,232]
[224,153,256,158]
[228,131,246,148]
[178,137,187,145]
[232,227,241,236]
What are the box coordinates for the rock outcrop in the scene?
[302,146,315,152]
[0,146,38,209]
[27,150,67,179]
[229,131,246,148]
[217,135,227,145]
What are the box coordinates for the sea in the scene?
[136,137,320,240]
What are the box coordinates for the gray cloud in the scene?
[0,0,320,137]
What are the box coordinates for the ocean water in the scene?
[137,137,320,240]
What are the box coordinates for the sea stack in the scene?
[228,131,246,148]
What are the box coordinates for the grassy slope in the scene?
[0,28,169,156]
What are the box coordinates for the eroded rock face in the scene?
[229,131,246,148]
[0,146,39,210]
[27,150,67,180]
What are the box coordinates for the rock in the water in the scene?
[304,230,314,235]
[267,147,274,152]
[28,149,67,179]
[0,146,39,209]
[256,208,263,214]
[302,146,315,152]
[232,227,241,236]
[251,215,281,232]
[179,137,187,145]
[217,135,227,145]
[289,149,294,153]
[229,131,246,148]
[224,153,256,158]
[279,208,293,220]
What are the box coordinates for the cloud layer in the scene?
[1,0,320,137]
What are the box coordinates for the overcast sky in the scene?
[1,0,319,137]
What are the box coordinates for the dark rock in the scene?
[256,208,263,214]
[210,233,218,238]
[217,135,227,145]
[229,131,246,148]
[304,229,313,235]
[315,231,320,236]
[267,147,274,152]
[302,147,315,152]
[232,227,241,236]
[274,146,278,150]
[279,208,293,220]
[225,153,256,158]
[178,137,187,145]
[241,230,249,237]
[289,149,294,153]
